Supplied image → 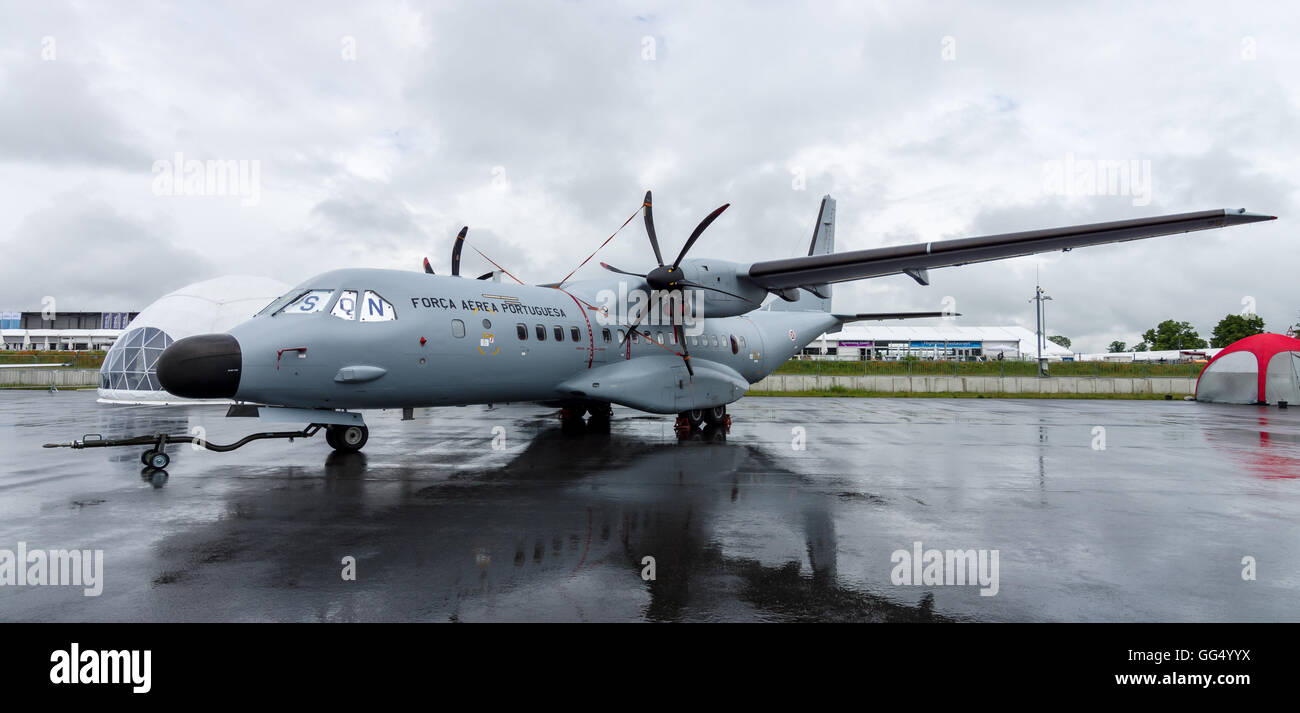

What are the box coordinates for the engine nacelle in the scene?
[677,258,769,318]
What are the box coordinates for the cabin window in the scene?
[632,331,640,344]
[570,326,581,342]
[669,330,678,345]
[516,323,527,340]
[710,335,719,347]
[739,336,746,350]
[451,319,466,338]
[277,289,333,315]
[689,335,698,346]
[656,332,665,345]
[535,324,546,341]
[359,291,397,322]
[602,328,611,343]
[330,290,358,320]
[730,335,739,354]
[617,330,626,344]
[553,325,564,341]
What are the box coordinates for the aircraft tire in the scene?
[703,405,727,425]
[327,425,368,452]
[684,409,707,429]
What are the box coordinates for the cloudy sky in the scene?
[0,0,1295,352]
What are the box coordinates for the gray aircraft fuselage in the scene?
[215,268,834,414]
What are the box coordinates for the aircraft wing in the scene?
[747,208,1275,290]
[832,311,956,323]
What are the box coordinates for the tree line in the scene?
[1048,313,1281,354]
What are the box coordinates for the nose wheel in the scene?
[325,424,369,452]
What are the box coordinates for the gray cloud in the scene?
[0,0,1295,351]
[0,195,213,309]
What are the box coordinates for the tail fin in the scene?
[766,195,835,312]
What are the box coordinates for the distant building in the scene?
[1074,349,1221,363]
[1,311,139,350]
[805,325,1074,361]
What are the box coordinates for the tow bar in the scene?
[44,425,323,469]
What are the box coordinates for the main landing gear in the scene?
[675,404,731,439]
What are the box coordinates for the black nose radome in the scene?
[156,333,242,399]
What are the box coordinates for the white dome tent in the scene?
[98,275,289,404]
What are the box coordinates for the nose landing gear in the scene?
[325,424,369,452]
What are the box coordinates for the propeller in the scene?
[603,191,752,377]
[601,192,748,300]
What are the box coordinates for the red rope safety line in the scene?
[468,245,526,285]
[556,203,646,288]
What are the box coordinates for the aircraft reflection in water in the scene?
[157,420,948,622]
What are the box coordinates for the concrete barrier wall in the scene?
[0,368,100,387]
[0,368,1197,395]
[750,374,1197,395]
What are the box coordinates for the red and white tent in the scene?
[1196,333,1300,405]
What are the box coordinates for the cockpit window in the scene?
[331,290,358,320]
[359,291,396,322]
[277,289,333,315]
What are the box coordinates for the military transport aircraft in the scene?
[47,192,1273,467]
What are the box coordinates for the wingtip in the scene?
[1227,208,1277,222]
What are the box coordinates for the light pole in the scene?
[1030,280,1052,376]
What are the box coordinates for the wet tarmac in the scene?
[1,390,1298,622]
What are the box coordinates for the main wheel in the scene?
[684,409,707,429]
[326,425,368,452]
[703,405,727,425]
[146,451,170,469]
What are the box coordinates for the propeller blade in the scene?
[672,203,729,268]
[675,323,694,377]
[451,226,468,277]
[423,257,434,275]
[476,271,495,280]
[643,190,664,267]
[677,279,756,302]
[599,262,646,278]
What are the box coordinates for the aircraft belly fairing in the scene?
[554,356,748,413]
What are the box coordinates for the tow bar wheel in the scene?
[141,450,170,469]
